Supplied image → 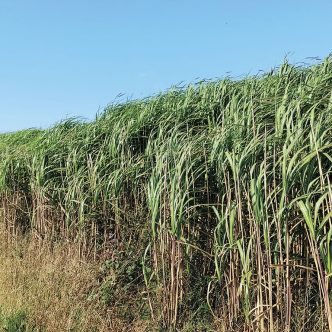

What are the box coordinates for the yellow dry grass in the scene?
[0,229,148,332]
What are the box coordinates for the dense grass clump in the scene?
[0,58,332,331]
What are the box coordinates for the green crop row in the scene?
[0,58,332,331]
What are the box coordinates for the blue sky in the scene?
[0,0,331,132]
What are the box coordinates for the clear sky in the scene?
[1,0,331,133]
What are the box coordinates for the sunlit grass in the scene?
[0,57,331,331]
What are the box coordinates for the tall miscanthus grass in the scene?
[0,57,332,331]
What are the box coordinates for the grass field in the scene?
[0,57,331,331]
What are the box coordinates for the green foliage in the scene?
[0,309,29,332]
[1,56,332,331]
